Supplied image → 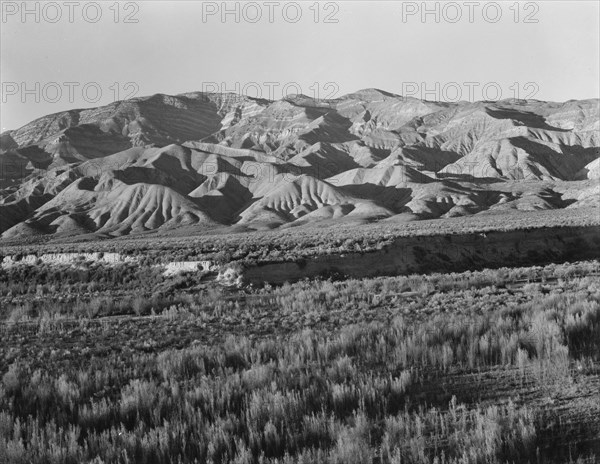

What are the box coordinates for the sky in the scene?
[1,0,599,130]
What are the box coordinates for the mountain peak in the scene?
[1,90,598,240]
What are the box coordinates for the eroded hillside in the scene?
[1,91,598,239]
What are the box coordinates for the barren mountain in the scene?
[1,90,598,239]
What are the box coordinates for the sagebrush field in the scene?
[1,253,599,463]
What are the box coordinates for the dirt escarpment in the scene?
[243,225,600,284]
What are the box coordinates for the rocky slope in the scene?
[1,90,598,239]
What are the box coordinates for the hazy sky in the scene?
[1,0,599,130]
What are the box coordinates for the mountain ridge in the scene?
[1,90,598,239]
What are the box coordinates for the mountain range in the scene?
[1,89,598,239]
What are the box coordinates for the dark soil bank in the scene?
[244,225,600,284]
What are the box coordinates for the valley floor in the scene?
[1,259,599,463]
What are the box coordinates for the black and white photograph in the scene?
[1,1,599,462]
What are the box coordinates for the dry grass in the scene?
[1,261,599,463]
